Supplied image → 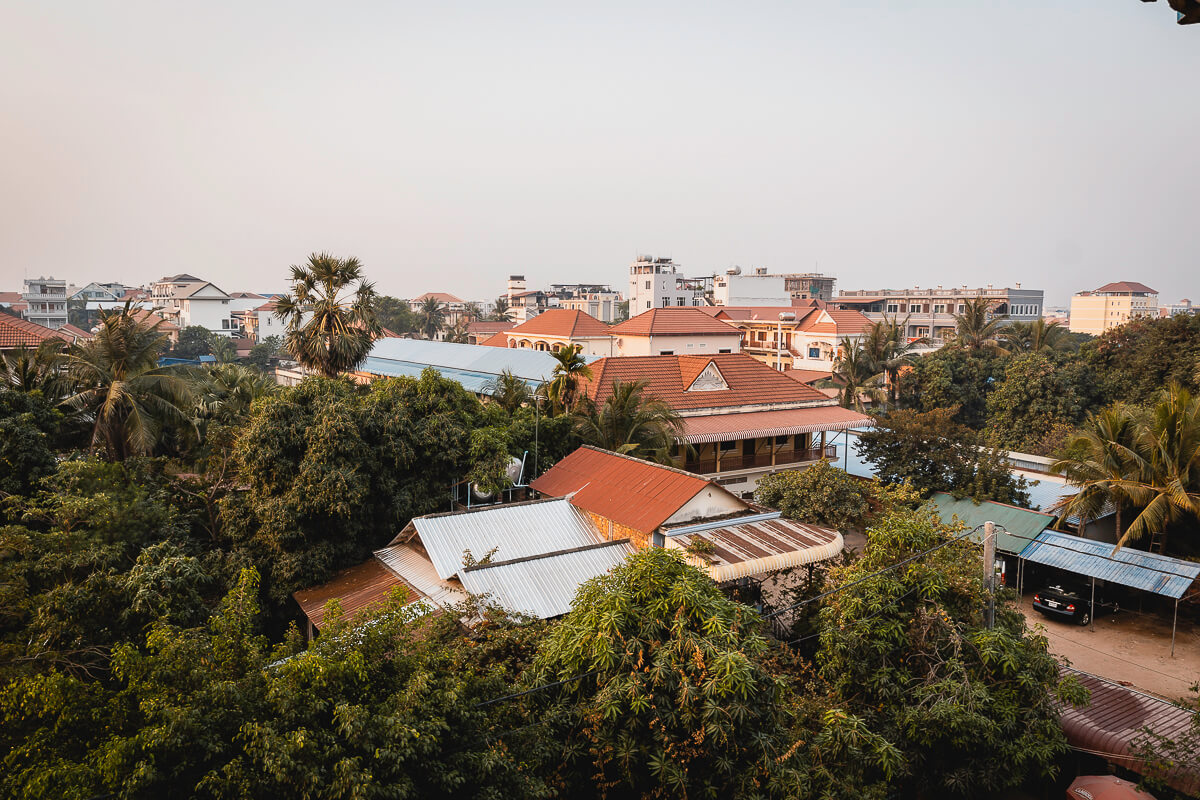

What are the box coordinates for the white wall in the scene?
[614,332,742,356]
[664,486,747,525]
[713,274,790,306]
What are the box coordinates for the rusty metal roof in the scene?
[1020,530,1200,599]
[1058,667,1199,795]
[664,513,844,582]
[531,445,722,534]
[292,559,416,630]
[678,406,872,443]
[458,539,636,618]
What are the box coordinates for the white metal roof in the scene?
[458,540,636,619]
[360,338,598,394]
[402,498,606,580]
[373,543,467,608]
[664,513,844,583]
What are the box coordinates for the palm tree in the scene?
[462,302,482,322]
[832,338,884,412]
[574,380,685,464]
[861,315,924,406]
[951,297,1006,351]
[194,362,277,430]
[546,345,593,414]
[61,305,194,460]
[1000,318,1065,353]
[444,318,470,344]
[274,252,381,378]
[1,339,68,396]
[484,369,531,413]
[491,297,512,322]
[417,297,447,340]
[1052,386,1200,552]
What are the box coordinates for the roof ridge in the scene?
[459,538,631,572]
[574,444,710,483]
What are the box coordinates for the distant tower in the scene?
[506,275,526,301]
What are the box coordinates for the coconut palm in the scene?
[862,315,925,406]
[1,339,68,396]
[445,318,470,344]
[484,369,531,413]
[194,362,278,430]
[417,296,447,340]
[546,344,593,414]
[574,379,685,464]
[274,252,381,378]
[1000,318,1065,353]
[1050,404,1141,539]
[491,297,512,322]
[832,338,884,412]
[61,305,194,460]
[951,297,1007,351]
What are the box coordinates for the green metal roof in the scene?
[926,493,1055,555]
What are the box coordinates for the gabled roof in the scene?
[159,273,203,283]
[580,353,831,411]
[506,308,611,338]
[531,445,735,534]
[172,281,230,299]
[0,314,73,349]
[467,321,514,334]
[479,331,509,347]
[128,308,179,331]
[254,301,279,312]
[292,558,417,629]
[610,307,742,337]
[229,291,265,299]
[927,493,1054,556]
[1094,281,1157,294]
[797,308,874,335]
[58,323,94,340]
[0,291,25,306]
[413,292,464,304]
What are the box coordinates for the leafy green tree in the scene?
[490,296,512,321]
[246,334,282,370]
[374,295,419,334]
[861,315,926,406]
[206,332,236,364]
[949,297,1006,351]
[572,379,684,464]
[173,325,213,360]
[416,296,447,340]
[61,306,194,460]
[817,509,1085,796]
[1000,318,1067,353]
[754,460,873,530]
[984,352,1087,453]
[856,407,1030,505]
[898,346,1006,428]
[274,252,381,378]
[1084,313,1200,406]
[0,389,60,495]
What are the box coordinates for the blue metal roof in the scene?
[1019,530,1200,599]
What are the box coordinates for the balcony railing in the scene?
[684,445,836,475]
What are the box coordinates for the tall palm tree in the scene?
[491,297,512,322]
[1,339,68,397]
[274,252,381,378]
[1050,404,1141,540]
[444,318,470,343]
[574,380,685,464]
[462,301,482,322]
[861,315,924,406]
[951,297,1006,351]
[546,345,593,414]
[61,305,194,460]
[1000,318,1065,353]
[832,338,884,412]
[417,297,447,340]
[484,369,531,413]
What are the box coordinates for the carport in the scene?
[1020,530,1200,656]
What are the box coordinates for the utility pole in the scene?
[983,521,996,630]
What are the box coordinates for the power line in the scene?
[472,668,599,709]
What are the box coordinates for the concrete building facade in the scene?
[1068,282,1159,335]
[21,276,68,330]
[837,284,1044,343]
[628,256,711,313]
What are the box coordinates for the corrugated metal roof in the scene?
[927,493,1056,556]
[531,446,719,534]
[399,498,606,580]
[1058,667,1199,795]
[373,543,466,608]
[1019,530,1200,599]
[292,559,416,629]
[359,338,597,393]
[458,540,636,618]
[665,514,844,582]
[679,406,872,444]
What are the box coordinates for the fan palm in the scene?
[833,338,884,412]
[274,252,381,378]
[484,369,531,413]
[1,339,68,397]
[546,345,593,414]
[417,297,447,340]
[61,305,194,460]
[574,380,685,464]
[951,297,1006,351]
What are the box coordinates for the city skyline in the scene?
[3,2,1197,306]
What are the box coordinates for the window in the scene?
[644,281,651,290]
[933,304,946,314]
[676,297,685,306]
[658,350,674,355]
[886,303,900,313]
[221,319,230,329]
[957,303,966,314]
[645,301,651,309]
[774,435,790,446]
[808,346,821,359]
[661,298,670,307]
[719,440,737,452]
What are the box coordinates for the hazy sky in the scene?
[3,2,1196,306]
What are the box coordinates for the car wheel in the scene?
[1078,612,1090,626]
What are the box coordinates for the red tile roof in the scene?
[128,309,179,331]
[507,308,611,338]
[58,323,94,340]
[0,292,24,305]
[254,301,279,312]
[798,309,874,335]
[467,321,515,334]
[479,331,509,347]
[1094,281,1157,294]
[531,445,722,534]
[783,369,833,385]
[293,558,417,630]
[0,314,73,349]
[580,353,831,411]
[610,307,742,337]
[713,306,811,322]
[678,406,872,443]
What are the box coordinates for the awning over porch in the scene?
[664,512,844,582]
[679,406,872,444]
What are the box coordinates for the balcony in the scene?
[684,445,836,475]
[22,292,67,302]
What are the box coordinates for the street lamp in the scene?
[776,312,796,370]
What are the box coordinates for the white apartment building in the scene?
[550,283,621,323]
[713,268,837,306]
[1068,282,1159,335]
[628,256,712,312]
[151,274,239,336]
[21,276,68,330]
[69,282,128,302]
[837,284,1044,344]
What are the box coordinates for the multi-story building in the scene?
[21,276,69,330]
[69,282,128,302]
[712,268,837,306]
[628,256,712,313]
[491,309,614,356]
[150,274,238,336]
[609,307,743,356]
[1163,299,1195,318]
[1068,281,1159,335]
[837,284,1044,344]
[550,283,621,323]
[714,303,874,373]
[503,276,552,322]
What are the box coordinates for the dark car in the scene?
[1032,583,1118,626]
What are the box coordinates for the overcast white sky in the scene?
[2,2,1196,305]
